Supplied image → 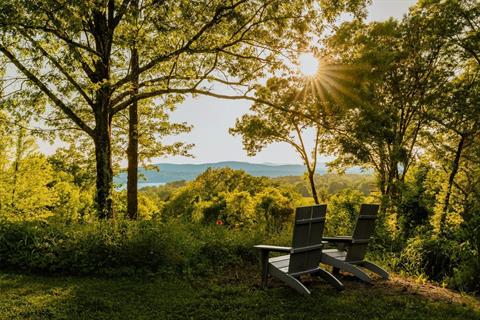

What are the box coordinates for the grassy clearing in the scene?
[0,267,479,320]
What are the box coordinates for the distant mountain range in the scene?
[114,161,367,186]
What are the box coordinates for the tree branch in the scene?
[111,86,319,125]
[113,0,132,28]
[22,32,94,107]
[0,45,94,137]
[8,23,100,57]
[112,0,250,90]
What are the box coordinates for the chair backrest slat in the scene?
[288,205,326,274]
[346,204,379,262]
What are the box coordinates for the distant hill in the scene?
[114,161,367,186]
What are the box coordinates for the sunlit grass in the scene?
[0,270,479,320]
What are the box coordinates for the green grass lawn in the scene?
[0,267,479,320]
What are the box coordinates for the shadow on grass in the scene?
[0,267,479,320]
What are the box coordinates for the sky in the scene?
[37,0,417,166]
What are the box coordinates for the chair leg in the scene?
[260,250,269,288]
[362,261,389,279]
[268,265,311,295]
[314,268,345,291]
[322,254,372,284]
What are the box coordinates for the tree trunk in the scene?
[385,161,398,199]
[127,45,139,219]
[91,11,115,220]
[94,112,114,220]
[439,134,466,231]
[127,0,140,220]
[307,170,319,204]
[384,159,399,216]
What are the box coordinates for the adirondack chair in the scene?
[254,205,344,295]
[321,204,389,283]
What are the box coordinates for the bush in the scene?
[254,186,297,232]
[449,211,480,292]
[395,164,435,240]
[0,219,268,276]
[449,256,480,293]
[395,234,460,282]
[162,168,299,229]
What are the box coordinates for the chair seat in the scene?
[269,254,290,273]
[323,249,364,264]
[323,249,347,261]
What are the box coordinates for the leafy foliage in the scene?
[0,219,264,276]
[162,168,298,230]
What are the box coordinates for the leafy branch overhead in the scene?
[0,0,340,218]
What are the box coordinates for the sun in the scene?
[298,52,319,77]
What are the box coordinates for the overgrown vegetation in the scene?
[0,220,264,276]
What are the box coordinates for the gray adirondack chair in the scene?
[254,205,344,295]
[321,204,389,283]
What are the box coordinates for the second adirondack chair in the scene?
[254,204,344,295]
[321,204,389,283]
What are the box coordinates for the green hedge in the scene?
[0,220,267,276]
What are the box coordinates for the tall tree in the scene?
[424,67,480,231]
[0,0,335,219]
[127,0,140,219]
[415,0,480,232]
[230,77,340,204]
[321,17,452,214]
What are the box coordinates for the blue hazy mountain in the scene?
[114,161,366,185]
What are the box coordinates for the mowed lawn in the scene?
[0,267,479,320]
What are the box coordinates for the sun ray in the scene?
[319,74,360,103]
[319,69,356,83]
[313,78,328,102]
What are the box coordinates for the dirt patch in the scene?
[371,274,480,310]
[321,272,479,310]
[229,265,480,310]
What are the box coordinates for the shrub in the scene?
[395,234,460,282]
[0,219,268,276]
[222,191,256,228]
[162,168,300,229]
[449,255,480,293]
[254,187,296,232]
[396,164,434,240]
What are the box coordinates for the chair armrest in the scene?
[254,245,292,253]
[322,236,353,244]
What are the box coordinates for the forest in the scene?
[0,0,479,319]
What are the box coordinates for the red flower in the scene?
[215,219,224,225]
